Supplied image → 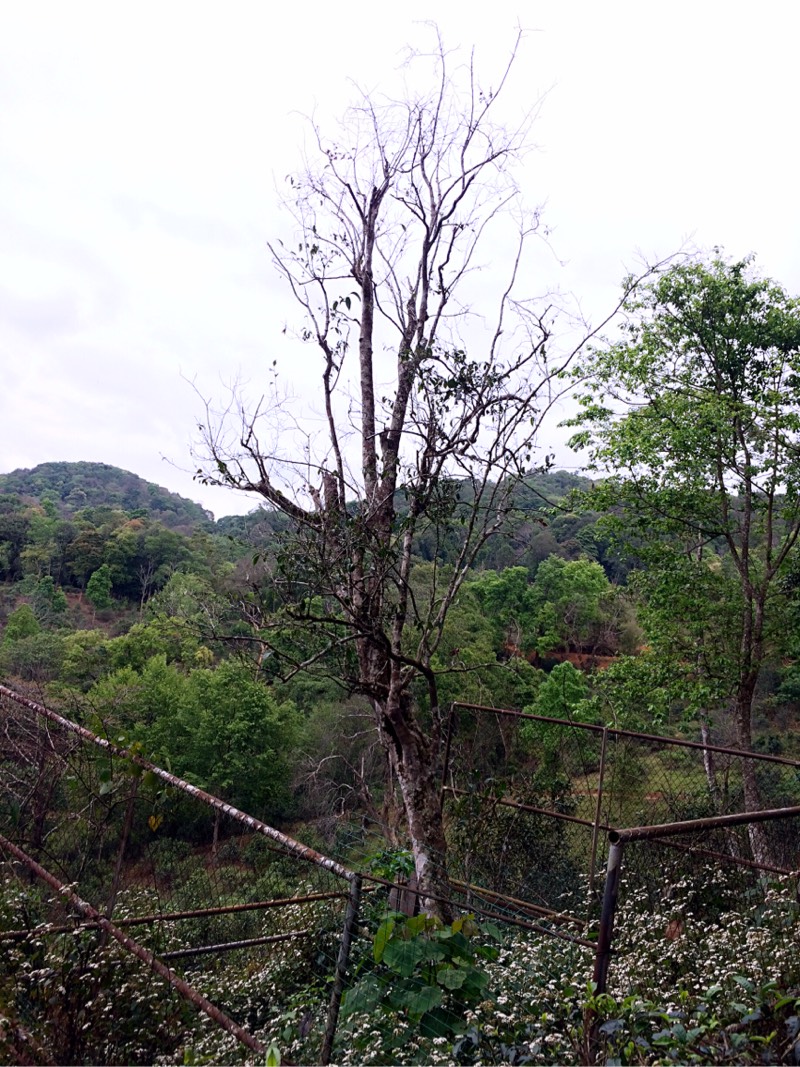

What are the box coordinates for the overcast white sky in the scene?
[1,2,798,518]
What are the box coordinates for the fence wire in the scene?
[445,703,800,921]
[3,684,800,1066]
[0,683,357,1065]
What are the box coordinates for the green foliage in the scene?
[584,980,800,1065]
[447,781,581,912]
[57,628,112,690]
[177,660,303,819]
[523,660,590,721]
[0,630,65,682]
[104,615,203,673]
[468,566,536,649]
[85,656,302,821]
[1,602,40,644]
[0,461,213,530]
[589,652,675,731]
[343,912,499,1048]
[466,556,615,658]
[85,563,114,611]
[31,574,68,623]
[528,555,613,654]
[570,253,800,742]
[367,847,415,881]
[0,877,196,1065]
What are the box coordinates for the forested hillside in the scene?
[1,447,797,816]
[0,461,213,530]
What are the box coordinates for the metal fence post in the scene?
[593,836,624,996]
[321,872,362,1065]
[588,727,609,900]
[585,836,625,1065]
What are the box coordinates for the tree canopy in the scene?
[570,253,800,861]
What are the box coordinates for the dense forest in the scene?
[1,450,797,824]
[2,434,800,1064]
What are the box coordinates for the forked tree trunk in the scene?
[700,717,746,861]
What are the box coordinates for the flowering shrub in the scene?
[329,866,800,1065]
[2,861,798,1065]
[0,878,197,1065]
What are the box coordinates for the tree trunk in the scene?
[734,686,775,868]
[700,717,746,861]
[379,693,453,923]
[699,717,720,809]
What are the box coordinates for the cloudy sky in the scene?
[1,2,798,517]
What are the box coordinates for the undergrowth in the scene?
[1,865,799,1064]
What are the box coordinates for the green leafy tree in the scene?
[0,496,31,582]
[2,604,41,645]
[177,661,302,820]
[18,506,59,578]
[64,522,107,588]
[85,564,114,613]
[31,576,68,624]
[528,555,613,654]
[570,254,800,862]
[525,660,590,720]
[468,567,539,652]
[86,656,300,820]
[0,630,65,682]
[104,616,207,674]
[58,629,111,690]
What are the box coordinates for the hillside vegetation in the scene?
[0,461,214,531]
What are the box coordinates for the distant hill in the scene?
[0,462,214,531]
[215,469,597,560]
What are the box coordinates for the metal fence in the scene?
[443,702,800,927]
[2,684,800,1065]
[442,702,800,1063]
[0,682,359,1065]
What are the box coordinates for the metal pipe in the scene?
[161,929,311,960]
[453,701,800,768]
[462,900,596,950]
[443,785,610,830]
[610,804,800,843]
[0,890,349,941]
[592,839,624,995]
[588,727,609,898]
[449,879,585,928]
[321,873,362,1065]
[0,683,354,881]
[655,836,798,878]
[455,701,607,730]
[0,831,266,1057]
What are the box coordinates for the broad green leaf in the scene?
[373,918,395,962]
[342,979,381,1018]
[406,984,442,1018]
[437,966,467,990]
[383,937,428,977]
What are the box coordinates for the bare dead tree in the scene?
[194,31,659,917]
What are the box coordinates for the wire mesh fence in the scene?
[444,702,800,923]
[3,682,800,1065]
[588,809,800,1061]
[0,682,358,1065]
